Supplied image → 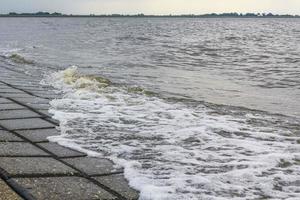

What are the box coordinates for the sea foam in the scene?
[42,66,300,200]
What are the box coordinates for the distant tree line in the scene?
[6,12,63,16]
[0,12,299,18]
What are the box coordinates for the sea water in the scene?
[0,18,299,199]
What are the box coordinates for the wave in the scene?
[8,53,35,65]
[42,66,300,200]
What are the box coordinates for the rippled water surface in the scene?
[0,18,299,199]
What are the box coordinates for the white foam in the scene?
[42,67,300,200]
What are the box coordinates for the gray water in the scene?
[0,18,299,199]
[0,17,299,117]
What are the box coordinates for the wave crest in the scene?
[9,53,34,65]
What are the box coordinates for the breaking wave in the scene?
[42,66,300,200]
[8,53,35,65]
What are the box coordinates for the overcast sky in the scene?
[1,0,299,15]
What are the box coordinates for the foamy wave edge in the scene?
[41,66,300,200]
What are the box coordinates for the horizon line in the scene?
[1,12,299,18]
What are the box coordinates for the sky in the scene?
[0,0,299,15]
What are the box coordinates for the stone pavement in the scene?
[0,61,139,200]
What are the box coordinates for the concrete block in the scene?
[0,104,25,111]
[12,97,50,105]
[0,118,55,130]
[0,130,23,142]
[0,142,49,156]
[13,177,117,200]
[0,93,34,98]
[94,174,139,200]
[63,157,120,176]
[0,110,40,120]
[29,104,51,110]
[16,128,60,143]
[0,157,76,176]
[0,98,12,104]
[39,143,86,158]
[0,88,23,93]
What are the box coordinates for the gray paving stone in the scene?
[94,174,139,200]
[45,117,59,124]
[0,157,76,175]
[11,86,49,91]
[29,104,51,110]
[0,130,23,142]
[13,177,116,200]
[34,94,60,99]
[0,93,34,98]
[0,85,11,89]
[37,109,51,116]
[0,142,49,156]
[12,97,50,104]
[0,118,55,130]
[0,98,12,104]
[63,157,120,176]
[16,128,60,142]
[0,103,25,111]
[0,110,40,120]
[0,88,23,93]
[39,143,86,158]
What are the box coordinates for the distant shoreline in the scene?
[0,12,299,18]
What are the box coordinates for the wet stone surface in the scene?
[39,143,86,158]
[16,128,60,143]
[0,109,40,120]
[0,142,49,156]
[0,157,76,176]
[0,103,25,111]
[94,174,139,200]
[0,93,34,98]
[0,130,24,142]
[0,88,24,93]
[13,177,117,200]
[0,98,13,103]
[0,64,138,199]
[0,118,55,130]
[62,157,120,176]
[12,97,50,105]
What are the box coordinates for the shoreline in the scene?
[0,61,139,199]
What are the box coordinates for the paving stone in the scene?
[0,103,25,111]
[16,128,60,143]
[12,97,50,104]
[0,98,12,104]
[0,110,40,120]
[34,94,60,99]
[63,157,120,176]
[45,117,59,124]
[39,143,86,158]
[0,157,76,176]
[94,174,139,200]
[12,86,48,91]
[0,130,23,142]
[0,88,23,93]
[0,179,22,200]
[0,85,11,89]
[29,104,51,110]
[0,93,34,98]
[13,177,116,200]
[0,142,49,156]
[37,109,51,116]
[0,118,55,130]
